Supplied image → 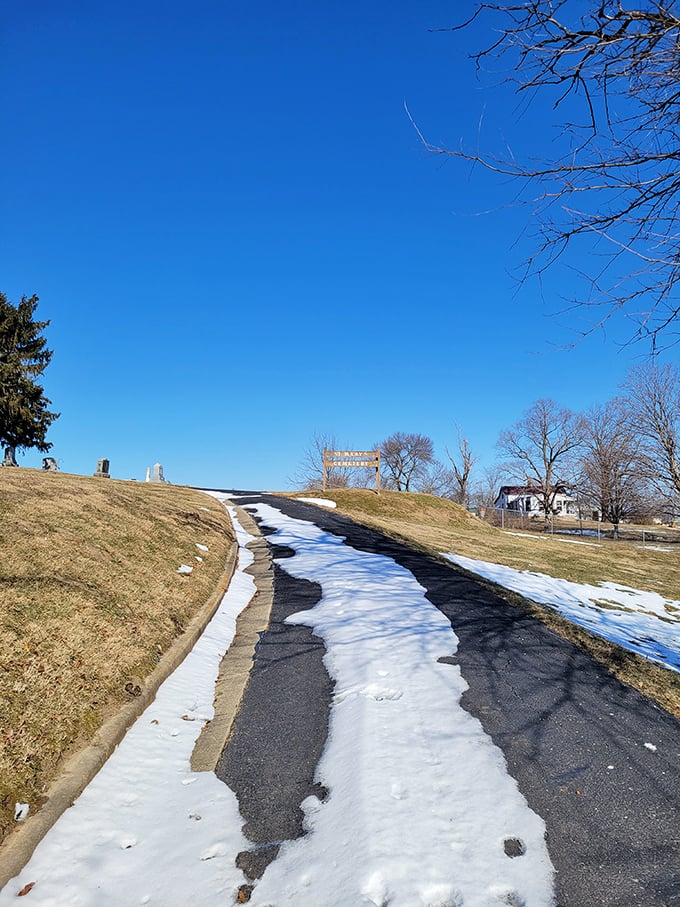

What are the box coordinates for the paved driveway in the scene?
[218,493,680,907]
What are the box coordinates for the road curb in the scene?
[0,533,240,892]
[191,505,273,772]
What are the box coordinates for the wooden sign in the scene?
[323,448,381,493]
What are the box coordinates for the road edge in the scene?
[190,505,273,771]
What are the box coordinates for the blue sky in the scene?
[1,1,661,490]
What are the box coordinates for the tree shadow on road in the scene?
[262,495,680,907]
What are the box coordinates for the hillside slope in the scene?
[0,470,235,844]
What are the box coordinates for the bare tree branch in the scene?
[446,423,478,506]
[291,432,354,490]
[419,1,680,348]
[623,360,680,498]
[577,398,649,533]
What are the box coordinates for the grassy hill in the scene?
[0,469,235,844]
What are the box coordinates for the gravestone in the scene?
[2,446,18,467]
[149,462,166,483]
[93,458,110,478]
[42,457,58,471]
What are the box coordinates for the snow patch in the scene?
[13,803,29,822]
[443,553,680,672]
[244,503,555,906]
[298,496,338,508]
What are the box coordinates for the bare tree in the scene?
[416,459,457,498]
[378,432,434,491]
[623,361,680,499]
[424,2,680,348]
[446,424,477,506]
[578,399,647,535]
[471,464,505,511]
[497,398,586,523]
[291,432,353,490]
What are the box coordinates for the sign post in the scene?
[323,449,381,494]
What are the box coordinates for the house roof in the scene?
[497,485,572,496]
[498,485,541,496]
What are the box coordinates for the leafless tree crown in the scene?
[623,360,680,497]
[497,397,586,519]
[426,1,680,348]
[578,399,647,527]
[379,431,435,492]
[446,424,477,506]
[292,432,354,490]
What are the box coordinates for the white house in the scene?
[494,484,577,516]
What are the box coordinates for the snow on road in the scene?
[443,553,680,673]
[244,502,555,907]
[1,501,556,906]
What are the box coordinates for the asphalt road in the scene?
[216,493,680,907]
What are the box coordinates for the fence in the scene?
[483,508,680,545]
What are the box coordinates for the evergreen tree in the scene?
[0,293,59,458]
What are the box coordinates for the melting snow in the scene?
[244,503,555,906]
[1,502,556,906]
[444,553,680,673]
[297,496,338,508]
[13,804,29,822]
[502,531,601,548]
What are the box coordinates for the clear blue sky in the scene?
[0,1,663,490]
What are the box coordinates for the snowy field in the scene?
[443,554,680,673]
[1,499,556,907]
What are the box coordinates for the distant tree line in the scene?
[295,361,680,530]
[496,363,680,530]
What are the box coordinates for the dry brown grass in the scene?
[0,469,234,844]
[290,489,680,716]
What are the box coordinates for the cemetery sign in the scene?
[322,448,381,493]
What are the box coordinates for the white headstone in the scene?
[93,458,110,478]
